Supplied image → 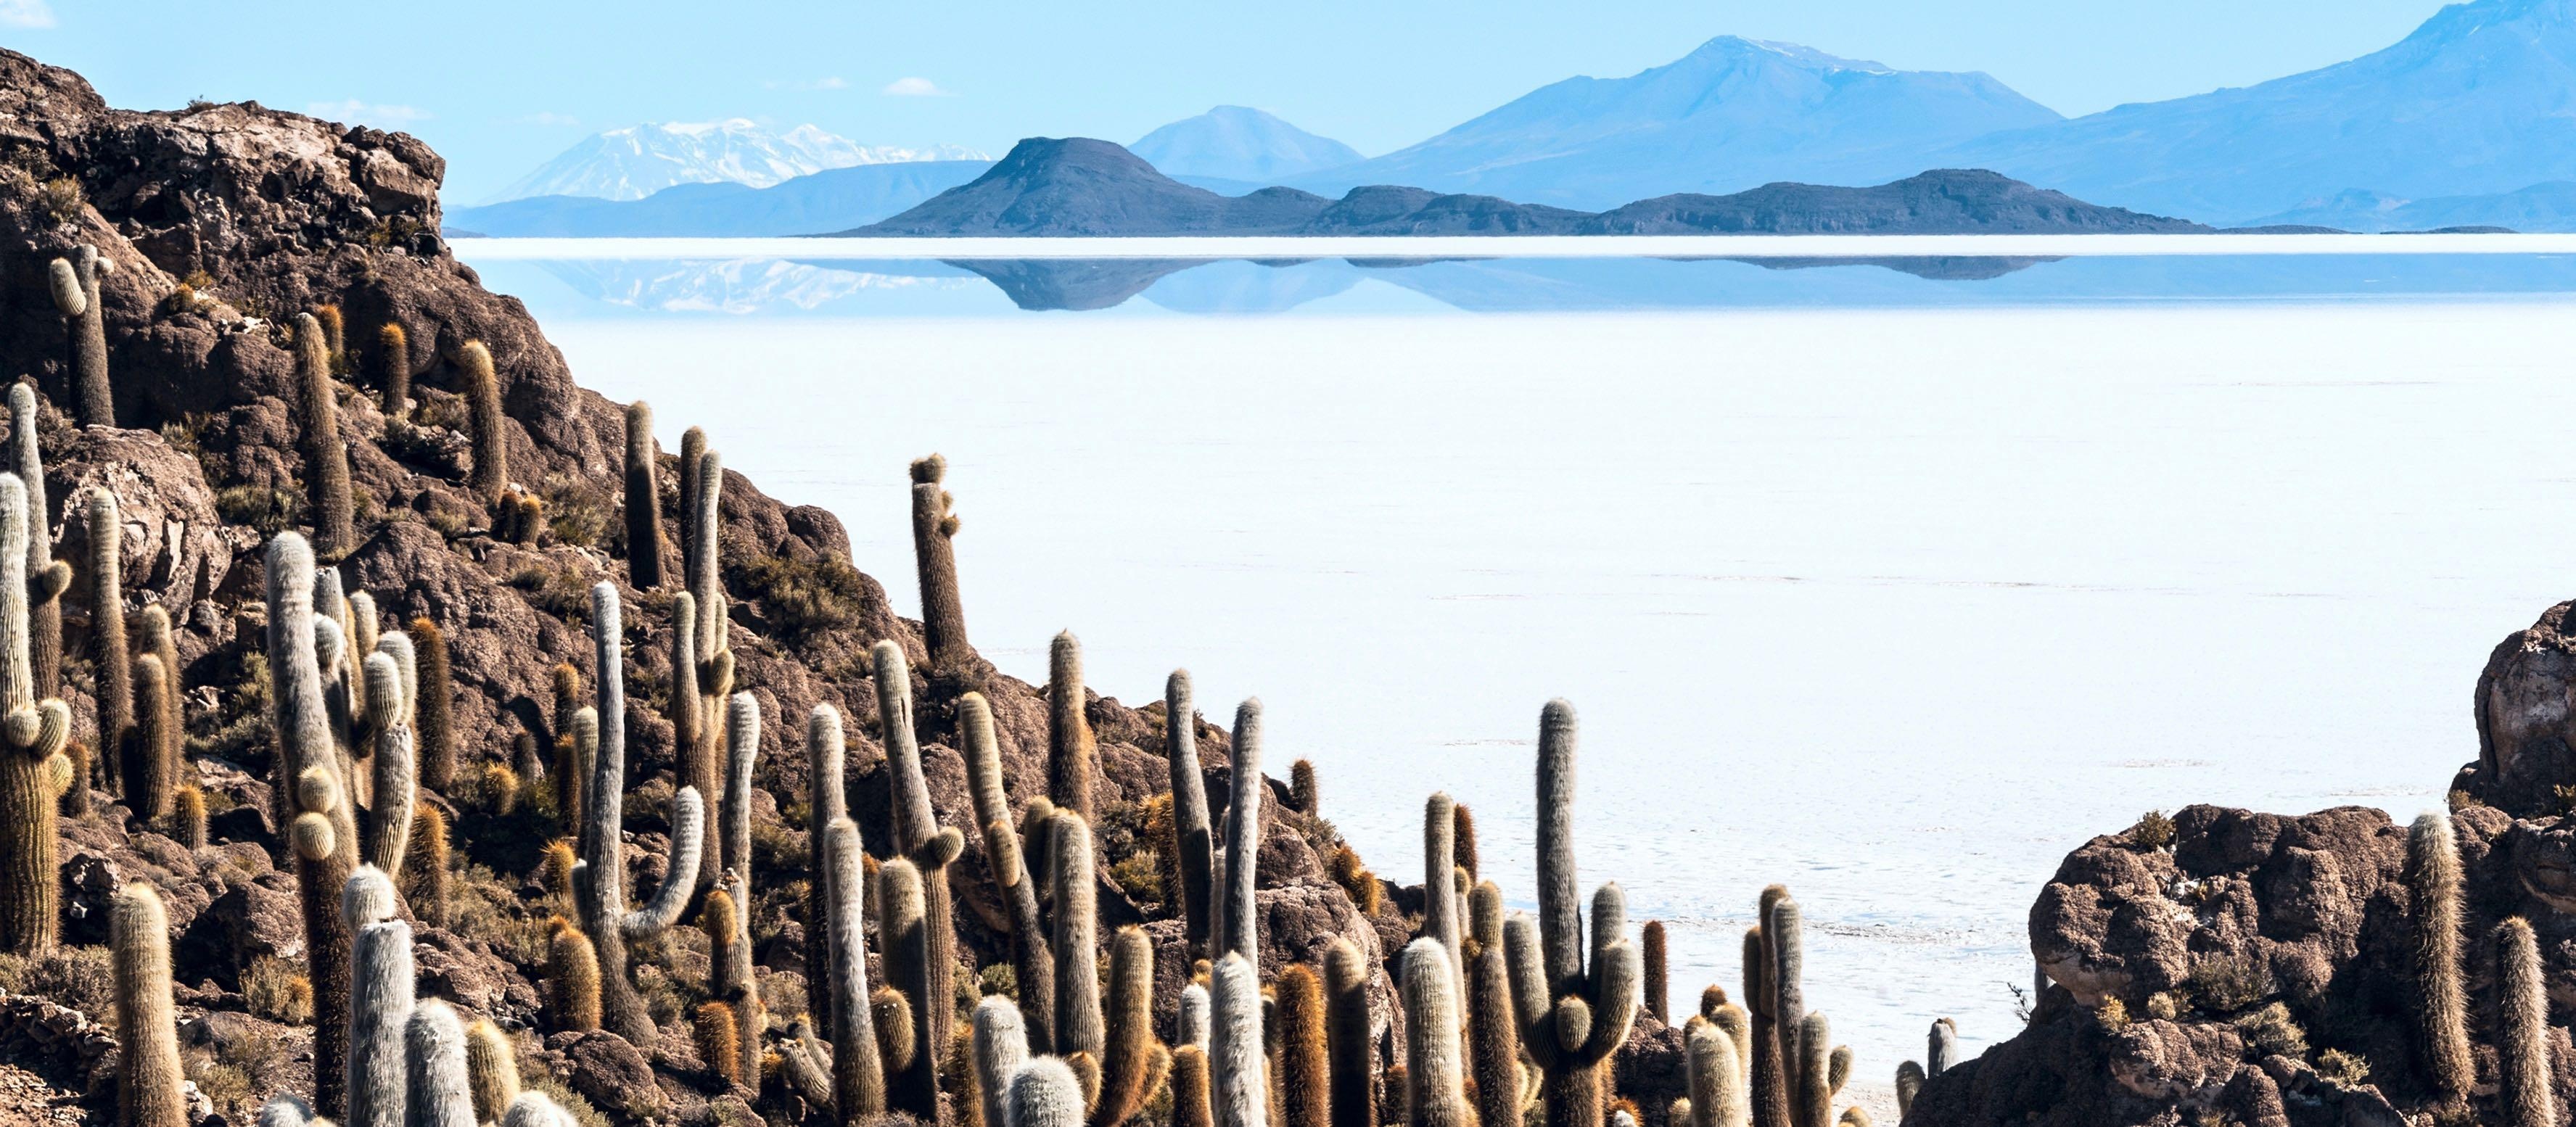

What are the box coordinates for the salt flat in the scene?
[450,232,2576,261]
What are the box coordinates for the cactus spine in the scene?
[1,474,73,954]
[294,313,355,558]
[12,386,65,705]
[1322,940,1376,1127]
[411,618,455,791]
[1423,793,1465,1017]
[271,533,358,1115]
[973,996,1030,1127]
[1217,699,1264,962]
[574,582,705,1045]
[376,321,411,418]
[112,882,185,1127]
[1275,962,1329,1127]
[462,341,506,506]
[51,246,110,427]
[1210,951,1270,1127]
[1166,671,1217,957]
[1508,700,1640,1127]
[2408,811,2471,1097]
[876,639,966,1073]
[963,690,1057,1053]
[89,488,131,794]
[1404,939,1473,1127]
[825,816,887,1118]
[407,1000,477,1127]
[1095,925,1169,1127]
[622,401,666,587]
[2498,917,2556,1127]
[909,454,972,676]
[1011,1057,1089,1127]
[1053,809,1106,1060]
[1048,630,1098,821]
[1465,883,1521,1127]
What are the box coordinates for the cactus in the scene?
[670,585,706,827]
[622,401,666,588]
[879,856,946,1119]
[823,816,887,1118]
[1180,983,1212,1049]
[409,619,455,791]
[1452,804,1478,882]
[1686,1020,1746,1127]
[258,1094,327,1127]
[316,304,347,367]
[909,454,973,676]
[547,919,601,1031]
[503,1091,577,1127]
[1643,922,1668,1025]
[462,341,506,506]
[697,1000,744,1086]
[1465,885,1520,1127]
[1052,809,1106,1060]
[1093,925,1169,1127]
[2408,812,2471,1097]
[88,489,131,794]
[362,652,414,876]
[1744,929,1783,1125]
[409,803,450,927]
[806,703,847,1018]
[1925,1019,1956,1078]
[972,996,1030,1127]
[132,652,176,823]
[1323,939,1375,1127]
[348,903,416,1127]
[466,1017,522,1123]
[1217,699,1264,962]
[272,531,360,1115]
[1173,1046,1217,1127]
[688,446,724,651]
[1891,1062,1922,1120]
[1505,701,1640,1127]
[1274,962,1329,1127]
[2498,917,2556,1127]
[1423,793,1465,1015]
[1403,940,1473,1127]
[12,386,66,704]
[112,882,185,1127]
[376,321,411,418]
[173,784,206,849]
[1011,1057,1089,1127]
[50,247,111,427]
[706,872,763,1087]
[1792,1013,1844,1127]
[1767,897,1808,1125]
[295,314,356,557]
[962,690,1058,1054]
[1047,630,1098,821]
[1166,671,1217,957]
[874,640,967,1063]
[407,1000,477,1127]
[573,582,705,1045]
[1285,759,1317,817]
[1209,951,1269,1127]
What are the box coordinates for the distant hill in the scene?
[847,137,2205,237]
[1935,0,2576,222]
[1292,36,2061,210]
[1130,106,1362,182]
[487,120,985,204]
[449,160,994,236]
[2242,182,2576,234]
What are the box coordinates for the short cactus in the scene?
[1685,1020,1746,1127]
[1289,759,1317,817]
[1403,939,1472,1127]
[1926,1018,1956,1078]
[622,401,666,588]
[2408,811,2471,1097]
[295,313,356,557]
[1891,1062,1922,1120]
[1180,983,1211,1049]
[131,652,176,823]
[1452,804,1478,881]
[410,803,450,927]
[112,882,185,1127]
[546,918,601,1031]
[1048,630,1098,821]
[1166,671,1217,957]
[1172,1046,1217,1127]
[1217,699,1264,962]
[466,1017,521,1123]
[697,1000,744,1086]
[503,1091,577,1127]
[1323,940,1376,1127]
[462,341,506,506]
[173,785,206,849]
[406,1000,477,1127]
[1010,1057,1088,1127]
[2498,917,2555,1127]
[411,618,456,791]
[49,246,110,427]
[971,996,1029,1127]
[376,321,411,418]
[908,454,973,676]
[962,690,1056,1053]
[11,386,66,703]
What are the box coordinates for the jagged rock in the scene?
[546,1030,664,1119]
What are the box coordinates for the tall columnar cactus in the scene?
[271,531,358,1115]
[112,882,185,1127]
[363,651,415,876]
[1465,883,1521,1127]
[1047,630,1098,822]
[1452,804,1479,881]
[962,690,1056,1053]
[49,246,111,427]
[88,488,130,793]
[2408,812,2471,1097]
[131,652,176,823]
[11,385,66,703]
[908,454,972,677]
[139,602,178,783]
[1052,809,1106,1060]
[1403,939,1472,1127]
[1209,951,1269,1127]
[1166,671,1217,956]
[466,1017,522,1125]
[1095,925,1169,1127]
[874,640,967,1062]
[295,314,356,558]
[720,695,758,882]
[1643,922,1668,1025]
[347,870,415,1127]
[2498,917,2556,1127]
[823,815,887,1118]
[407,1000,477,1127]
[574,582,706,1046]
[1685,1021,1747,1127]
[678,426,707,579]
[411,619,456,792]
[1791,1012,1849,1127]
[1506,700,1640,1127]
[805,703,845,1010]
[671,588,706,841]
[712,869,763,1087]
[1275,962,1328,1127]
[376,321,411,418]
[878,856,940,1120]
[0,474,73,957]
[1011,1057,1088,1127]
[462,341,506,507]
[622,401,666,588]
[1744,929,1782,1123]
[972,996,1029,1127]
[1217,699,1264,962]
[1767,898,1819,1127]
[1173,1046,1217,1127]
[1322,940,1376,1127]
[688,446,723,651]
[1925,1019,1956,1078]
[1423,792,1465,1015]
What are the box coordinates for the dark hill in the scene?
[853,137,1331,236]
[1577,170,2210,234]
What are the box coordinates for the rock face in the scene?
[1910,600,2576,1125]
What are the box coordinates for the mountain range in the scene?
[1129,106,1362,183]
[486,120,985,203]
[448,160,995,237]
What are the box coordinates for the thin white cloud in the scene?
[0,0,56,28]
[881,77,951,97]
[307,99,432,129]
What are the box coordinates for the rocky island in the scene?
[0,44,2556,1127]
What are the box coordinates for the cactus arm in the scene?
[620,785,704,938]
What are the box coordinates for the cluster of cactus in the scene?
[47,244,112,427]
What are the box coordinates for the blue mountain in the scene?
[1294,36,2062,210]
[1129,106,1362,182]
[2241,181,2576,233]
[445,160,992,237]
[1938,0,2576,223]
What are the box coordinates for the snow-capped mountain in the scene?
[487,120,986,203]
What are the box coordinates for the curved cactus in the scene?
[1048,631,1097,821]
[574,582,704,1045]
[2408,812,2471,1097]
[1209,951,1269,1127]
[1403,939,1472,1127]
[962,690,1056,1053]
[622,401,665,588]
[51,247,110,427]
[112,882,184,1127]
[462,341,506,506]
[1507,700,1640,1127]
[1323,939,1376,1127]
[1166,670,1216,957]
[1217,699,1264,962]
[12,386,65,704]
[908,454,972,676]
[294,314,355,557]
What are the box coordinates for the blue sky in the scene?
[2,0,2460,202]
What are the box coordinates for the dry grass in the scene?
[242,955,313,1023]
[731,550,869,642]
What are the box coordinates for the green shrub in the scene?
[2132,810,2176,850]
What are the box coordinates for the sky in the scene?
[1,0,2465,202]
